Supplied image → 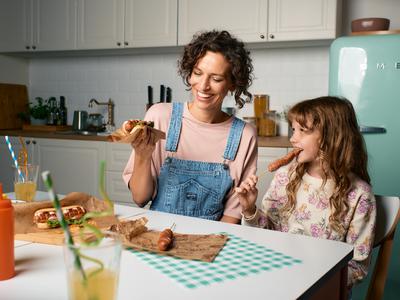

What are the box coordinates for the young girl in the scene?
[236,96,376,288]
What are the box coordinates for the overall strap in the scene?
[165,102,184,152]
[223,117,246,161]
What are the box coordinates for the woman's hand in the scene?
[235,174,258,218]
[131,127,157,160]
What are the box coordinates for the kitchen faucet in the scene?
[88,98,115,132]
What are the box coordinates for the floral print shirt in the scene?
[242,165,376,288]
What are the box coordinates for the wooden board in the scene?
[15,225,110,246]
[0,83,28,129]
[22,124,73,132]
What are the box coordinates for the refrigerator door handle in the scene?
[359,125,386,134]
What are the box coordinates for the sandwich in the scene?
[33,205,86,229]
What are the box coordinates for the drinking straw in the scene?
[41,171,87,281]
[4,136,23,180]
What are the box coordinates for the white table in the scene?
[2,205,353,300]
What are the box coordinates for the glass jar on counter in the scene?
[243,116,257,128]
[259,110,277,137]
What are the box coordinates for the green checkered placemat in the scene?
[129,233,302,289]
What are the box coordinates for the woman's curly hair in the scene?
[283,96,370,234]
[178,30,254,108]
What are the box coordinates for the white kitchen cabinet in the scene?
[30,0,77,51]
[105,142,134,205]
[77,0,177,49]
[0,0,30,52]
[268,0,341,41]
[178,0,268,45]
[35,138,106,198]
[256,147,287,207]
[1,0,77,52]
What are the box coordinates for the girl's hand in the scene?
[131,127,156,160]
[235,175,258,218]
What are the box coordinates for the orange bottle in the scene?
[0,183,15,280]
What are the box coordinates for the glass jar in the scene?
[243,116,257,128]
[253,94,269,119]
[253,94,269,133]
[259,110,277,137]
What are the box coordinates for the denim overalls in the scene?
[150,103,245,221]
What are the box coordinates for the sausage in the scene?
[122,120,155,135]
[157,228,174,251]
[267,148,302,172]
[33,205,86,229]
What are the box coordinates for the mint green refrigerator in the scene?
[329,34,399,300]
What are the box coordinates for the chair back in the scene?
[373,195,400,246]
[366,195,400,300]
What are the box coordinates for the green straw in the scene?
[41,170,87,281]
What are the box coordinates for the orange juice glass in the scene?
[13,164,39,202]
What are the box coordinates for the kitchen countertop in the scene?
[0,129,292,148]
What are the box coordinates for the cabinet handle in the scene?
[32,45,36,50]
[269,34,275,39]
[124,41,128,46]
[117,42,121,46]
[25,46,30,50]
[260,34,265,39]
[32,140,37,145]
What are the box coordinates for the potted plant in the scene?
[28,97,50,125]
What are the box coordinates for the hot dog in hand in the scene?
[157,228,174,251]
[122,120,154,135]
[267,148,302,172]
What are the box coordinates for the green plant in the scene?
[29,97,50,120]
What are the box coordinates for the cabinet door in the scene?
[268,0,340,41]
[124,0,177,48]
[256,147,287,207]
[36,138,106,198]
[77,0,124,49]
[178,0,268,45]
[0,0,31,52]
[32,0,77,51]
[105,143,133,204]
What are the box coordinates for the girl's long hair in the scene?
[284,96,370,234]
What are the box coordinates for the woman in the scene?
[123,30,257,224]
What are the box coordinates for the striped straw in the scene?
[41,170,86,281]
[4,136,23,180]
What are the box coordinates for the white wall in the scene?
[28,46,329,127]
[0,55,29,84]
[342,0,400,35]
[26,0,400,130]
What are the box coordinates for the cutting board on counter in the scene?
[22,124,72,131]
[0,83,28,129]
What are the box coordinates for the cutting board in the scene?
[0,83,28,129]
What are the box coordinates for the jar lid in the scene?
[243,116,257,120]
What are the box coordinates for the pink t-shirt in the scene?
[123,102,258,219]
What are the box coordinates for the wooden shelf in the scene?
[22,124,72,132]
[350,30,400,36]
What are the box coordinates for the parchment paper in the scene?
[13,192,118,245]
[107,125,165,143]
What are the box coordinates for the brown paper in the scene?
[126,231,228,262]
[107,126,165,143]
[109,218,228,262]
[13,192,118,245]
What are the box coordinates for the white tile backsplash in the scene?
[28,45,329,129]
